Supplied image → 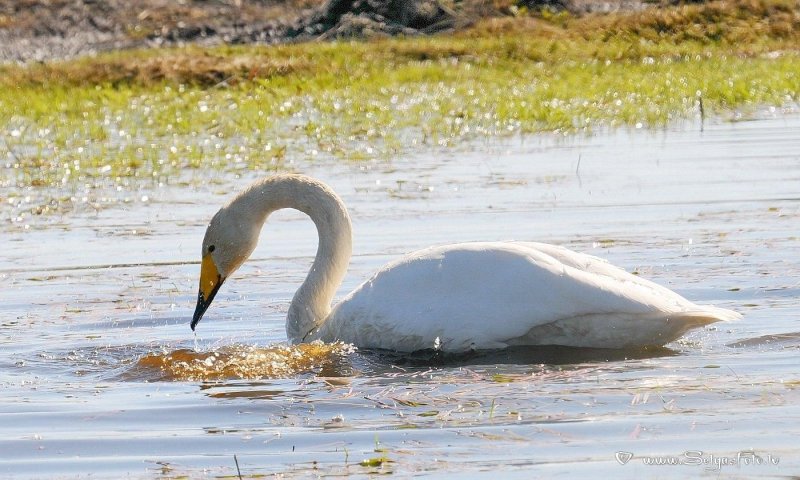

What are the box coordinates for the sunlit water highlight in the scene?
[132,342,356,381]
[2,115,800,478]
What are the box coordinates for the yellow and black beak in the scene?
[191,254,224,330]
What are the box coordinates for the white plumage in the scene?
[317,242,738,351]
[192,175,740,353]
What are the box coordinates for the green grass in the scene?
[1,0,798,201]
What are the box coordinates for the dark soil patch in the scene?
[0,0,649,63]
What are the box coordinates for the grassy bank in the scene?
[1,0,798,197]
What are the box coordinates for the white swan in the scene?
[192,174,740,353]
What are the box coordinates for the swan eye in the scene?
[208,245,215,253]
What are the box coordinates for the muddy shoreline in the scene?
[0,0,646,63]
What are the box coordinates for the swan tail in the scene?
[512,306,741,349]
[673,306,742,327]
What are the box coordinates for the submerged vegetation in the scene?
[1,0,798,222]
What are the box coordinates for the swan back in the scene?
[315,242,738,352]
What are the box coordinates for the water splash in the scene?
[133,341,356,381]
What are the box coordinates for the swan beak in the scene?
[192,254,224,330]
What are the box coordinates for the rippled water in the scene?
[2,115,800,478]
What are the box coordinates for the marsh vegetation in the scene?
[1,0,798,222]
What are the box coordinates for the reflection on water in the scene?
[368,344,680,368]
[122,342,677,383]
[130,342,356,381]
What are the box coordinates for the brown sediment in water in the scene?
[134,342,356,381]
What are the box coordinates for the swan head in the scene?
[191,205,260,330]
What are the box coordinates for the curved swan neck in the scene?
[234,174,352,343]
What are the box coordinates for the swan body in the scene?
[192,174,740,353]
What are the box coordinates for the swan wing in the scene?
[512,241,707,302]
[320,242,738,352]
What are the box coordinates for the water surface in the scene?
[2,115,800,478]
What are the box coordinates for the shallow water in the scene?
[2,115,800,478]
